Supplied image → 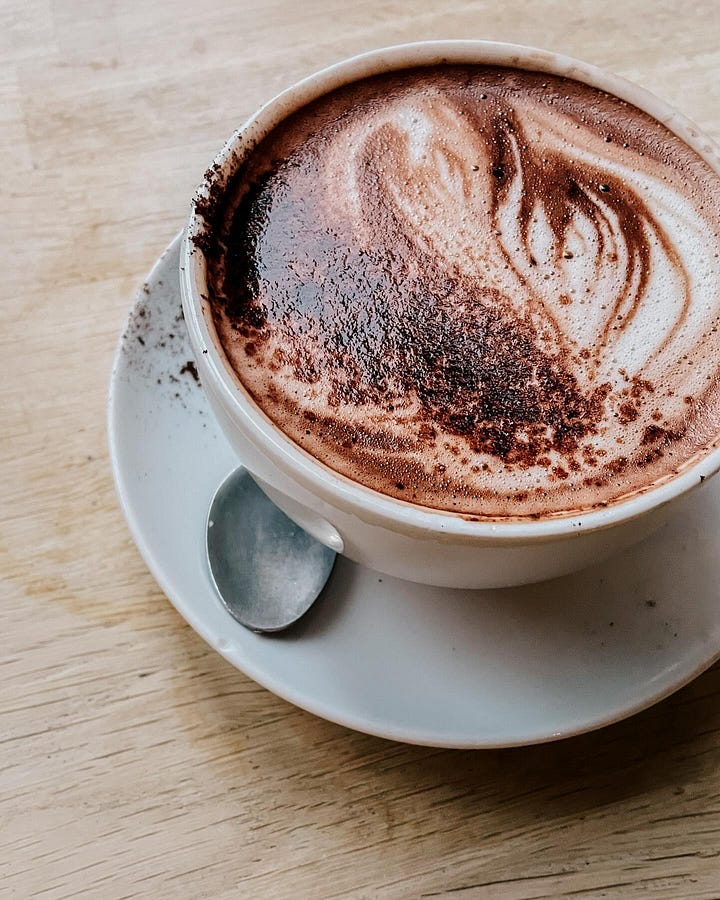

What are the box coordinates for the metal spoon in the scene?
[206,466,337,632]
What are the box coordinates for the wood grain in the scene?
[2,0,720,896]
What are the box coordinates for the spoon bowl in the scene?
[207,466,337,632]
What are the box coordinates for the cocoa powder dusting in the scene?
[213,131,611,473]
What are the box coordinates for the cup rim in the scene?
[181,39,720,541]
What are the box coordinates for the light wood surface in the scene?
[3,1,720,896]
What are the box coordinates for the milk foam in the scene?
[201,66,720,518]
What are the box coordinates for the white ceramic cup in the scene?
[180,40,720,589]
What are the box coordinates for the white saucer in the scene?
[108,235,720,748]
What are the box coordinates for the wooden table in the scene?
[3,1,720,895]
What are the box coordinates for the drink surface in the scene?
[197,65,720,518]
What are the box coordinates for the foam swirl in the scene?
[201,66,720,518]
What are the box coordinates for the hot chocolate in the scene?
[195,65,720,519]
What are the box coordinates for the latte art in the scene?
[198,66,720,518]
